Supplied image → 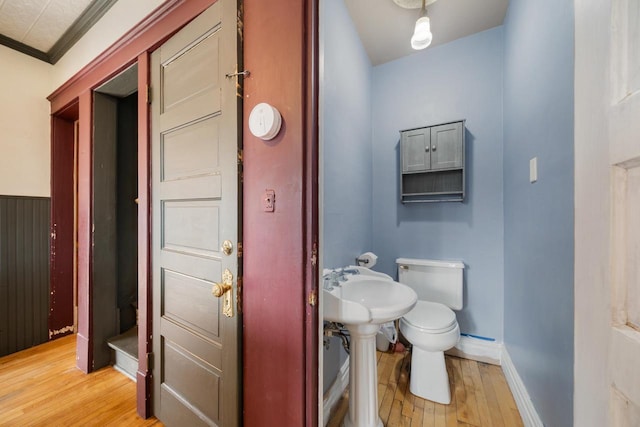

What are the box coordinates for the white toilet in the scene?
[396,257,464,405]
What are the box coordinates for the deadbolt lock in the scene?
[221,240,233,256]
[212,268,234,317]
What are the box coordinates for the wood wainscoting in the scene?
[0,195,50,358]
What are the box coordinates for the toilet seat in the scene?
[402,301,457,334]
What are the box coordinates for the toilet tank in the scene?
[396,258,464,310]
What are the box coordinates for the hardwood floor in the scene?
[0,335,162,426]
[1,334,523,426]
[327,351,524,427]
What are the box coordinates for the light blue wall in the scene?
[320,0,373,393]
[371,28,505,341]
[502,0,574,425]
[321,0,373,269]
[321,3,574,422]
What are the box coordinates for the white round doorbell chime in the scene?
[248,102,282,140]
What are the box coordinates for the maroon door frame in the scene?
[304,0,320,424]
[48,0,319,423]
[50,104,78,341]
[243,0,319,425]
[135,51,152,417]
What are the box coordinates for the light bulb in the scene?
[411,15,432,50]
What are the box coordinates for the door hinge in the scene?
[237,241,243,258]
[146,352,153,370]
[237,149,243,165]
[236,275,243,314]
[308,289,318,307]
[146,85,152,104]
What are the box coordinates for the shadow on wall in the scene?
[456,266,477,334]
[396,129,475,226]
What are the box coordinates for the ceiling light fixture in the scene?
[411,0,432,50]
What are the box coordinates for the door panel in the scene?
[152,1,239,426]
[162,341,220,419]
[162,270,221,338]
[162,200,220,256]
[162,35,220,114]
[609,0,640,424]
[401,128,430,172]
[430,122,463,170]
[161,116,220,181]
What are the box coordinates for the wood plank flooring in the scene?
[327,351,524,427]
[0,334,162,426]
[1,334,523,426]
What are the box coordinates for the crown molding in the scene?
[0,34,49,62]
[48,0,118,64]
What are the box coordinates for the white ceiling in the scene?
[0,0,509,66]
[344,0,510,65]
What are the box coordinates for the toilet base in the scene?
[409,346,451,404]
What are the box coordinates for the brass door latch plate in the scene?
[212,268,234,317]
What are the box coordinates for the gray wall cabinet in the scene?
[400,120,465,202]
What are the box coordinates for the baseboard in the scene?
[322,357,349,426]
[446,335,503,365]
[501,348,544,427]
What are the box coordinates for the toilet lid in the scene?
[403,301,457,332]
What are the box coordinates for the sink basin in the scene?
[323,276,417,325]
[322,269,418,427]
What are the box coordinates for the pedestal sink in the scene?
[324,271,418,427]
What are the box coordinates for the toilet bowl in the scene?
[396,258,464,405]
[400,300,460,404]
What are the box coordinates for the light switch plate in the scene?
[263,189,275,212]
[530,157,538,183]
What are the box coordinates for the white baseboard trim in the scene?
[323,357,350,426]
[501,348,544,427]
[446,335,503,365]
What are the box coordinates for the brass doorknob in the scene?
[221,240,233,256]
[212,282,232,297]
[212,268,233,297]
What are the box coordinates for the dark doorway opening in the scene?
[92,64,140,372]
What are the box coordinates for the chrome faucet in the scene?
[323,269,344,290]
[323,268,360,290]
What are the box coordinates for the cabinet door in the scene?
[401,128,430,172]
[430,122,463,170]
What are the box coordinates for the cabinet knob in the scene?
[425,146,430,152]
[432,145,437,151]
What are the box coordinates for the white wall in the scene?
[51,0,164,91]
[0,0,165,197]
[0,45,52,197]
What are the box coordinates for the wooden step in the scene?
[107,326,138,381]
